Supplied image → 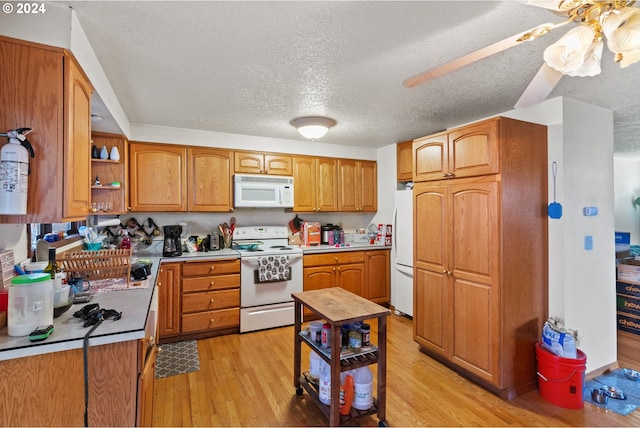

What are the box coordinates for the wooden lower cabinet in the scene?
[158,259,241,342]
[365,250,390,303]
[0,341,138,426]
[303,250,390,316]
[157,263,181,340]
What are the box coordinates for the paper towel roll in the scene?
[94,218,121,228]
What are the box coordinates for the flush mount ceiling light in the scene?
[290,116,336,140]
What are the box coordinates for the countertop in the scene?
[301,243,391,254]
[0,243,388,361]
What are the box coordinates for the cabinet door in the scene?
[413,182,451,356]
[338,159,358,212]
[359,160,377,212]
[449,180,500,384]
[448,119,499,179]
[0,39,64,223]
[365,250,389,303]
[187,147,232,211]
[396,141,413,182]
[264,154,292,175]
[157,263,181,339]
[336,263,364,296]
[63,55,92,219]
[129,143,187,211]
[292,156,316,212]
[413,133,448,182]
[234,151,263,174]
[316,157,338,212]
[137,345,156,427]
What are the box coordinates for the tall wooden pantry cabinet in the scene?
[412,116,548,399]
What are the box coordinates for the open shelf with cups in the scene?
[91,132,127,215]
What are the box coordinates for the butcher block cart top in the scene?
[292,287,391,426]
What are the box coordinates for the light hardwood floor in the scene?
[153,314,640,427]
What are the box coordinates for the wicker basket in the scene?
[58,248,132,283]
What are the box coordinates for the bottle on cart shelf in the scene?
[319,361,331,405]
[340,373,355,415]
[352,366,374,410]
[349,324,362,353]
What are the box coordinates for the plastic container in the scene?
[319,360,332,405]
[309,321,323,344]
[340,373,355,415]
[309,350,322,380]
[361,323,371,346]
[535,341,586,409]
[8,273,53,337]
[352,366,374,410]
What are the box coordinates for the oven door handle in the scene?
[240,254,303,262]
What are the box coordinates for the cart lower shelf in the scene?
[296,374,387,426]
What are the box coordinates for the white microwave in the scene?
[233,174,294,208]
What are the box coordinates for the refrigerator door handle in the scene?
[393,206,398,257]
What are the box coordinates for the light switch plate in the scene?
[585,235,593,250]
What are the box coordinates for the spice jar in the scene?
[321,322,331,348]
[361,323,370,347]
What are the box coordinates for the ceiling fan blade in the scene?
[514,63,563,108]
[403,24,555,88]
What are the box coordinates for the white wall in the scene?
[505,97,617,372]
[614,158,640,243]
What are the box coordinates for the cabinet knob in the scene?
[158,282,162,286]
[148,336,155,344]
[210,266,215,270]
[210,298,215,303]
[334,257,338,262]
[210,318,214,323]
[128,206,132,210]
[210,281,215,286]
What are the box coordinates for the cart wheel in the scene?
[296,387,303,396]
[378,420,388,427]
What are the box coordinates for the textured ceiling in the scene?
[60,1,640,156]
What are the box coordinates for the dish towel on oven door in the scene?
[257,255,290,282]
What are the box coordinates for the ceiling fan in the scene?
[403,1,640,108]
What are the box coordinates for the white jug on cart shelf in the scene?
[352,366,373,410]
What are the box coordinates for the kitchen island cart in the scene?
[292,287,390,426]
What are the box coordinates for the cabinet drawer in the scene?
[182,273,240,293]
[181,259,240,276]
[182,289,240,313]
[181,308,239,333]
[304,251,365,267]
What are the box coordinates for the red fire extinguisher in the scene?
[0,128,35,215]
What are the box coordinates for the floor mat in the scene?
[584,369,640,415]
[155,340,200,379]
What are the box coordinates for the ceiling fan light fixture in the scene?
[290,116,336,140]
[543,25,600,75]
[603,6,640,67]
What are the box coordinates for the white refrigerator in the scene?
[393,185,413,316]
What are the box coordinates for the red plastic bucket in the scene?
[535,341,586,409]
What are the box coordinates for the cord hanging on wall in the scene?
[548,161,563,219]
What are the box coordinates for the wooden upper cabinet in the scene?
[338,159,358,211]
[359,160,377,212]
[413,132,448,182]
[63,55,92,219]
[292,155,316,212]
[338,159,377,212]
[293,156,338,212]
[129,142,187,211]
[316,157,338,212]
[187,147,232,212]
[396,140,413,182]
[413,118,500,182]
[234,151,292,175]
[0,37,92,223]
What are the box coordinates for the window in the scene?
[28,221,85,258]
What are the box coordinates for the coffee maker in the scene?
[163,225,183,257]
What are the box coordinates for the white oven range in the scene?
[233,226,303,333]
